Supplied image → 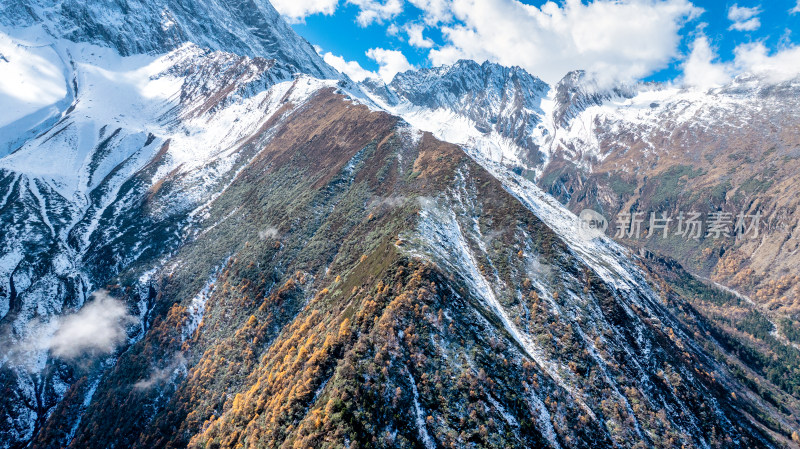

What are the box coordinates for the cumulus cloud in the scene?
[426,0,701,85]
[681,34,732,88]
[733,42,800,83]
[727,4,761,31]
[270,0,339,22]
[408,0,453,24]
[348,0,403,26]
[322,52,377,82]
[406,24,434,48]
[792,0,800,14]
[366,48,415,82]
[679,34,800,87]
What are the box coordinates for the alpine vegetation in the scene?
[1,0,799,448]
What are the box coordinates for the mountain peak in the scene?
[388,60,548,110]
[552,69,638,127]
[0,0,339,79]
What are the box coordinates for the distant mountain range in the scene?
[1,1,799,448]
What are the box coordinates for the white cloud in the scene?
[258,226,281,240]
[270,0,339,22]
[727,4,761,31]
[323,52,377,81]
[791,0,800,14]
[48,291,135,359]
[369,195,408,209]
[678,35,800,87]
[347,0,403,26]
[733,42,800,83]
[406,24,434,48]
[366,48,415,82]
[728,18,760,31]
[408,0,453,24]
[5,290,136,366]
[682,34,732,88]
[425,0,701,85]
[134,353,186,390]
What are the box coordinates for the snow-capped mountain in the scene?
[2,0,800,448]
[361,63,800,315]
[0,0,344,345]
[362,60,552,171]
[550,69,637,128]
[0,1,348,443]
[0,0,338,78]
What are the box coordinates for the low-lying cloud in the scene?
[6,290,136,367]
[259,226,280,240]
[134,353,187,390]
[49,290,136,359]
[370,195,409,209]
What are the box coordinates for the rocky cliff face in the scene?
[11,84,799,449]
[0,3,344,443]
[2,1,800,448]
[362,60,551,168]
[550,69,637,128]
[363,62,800,447]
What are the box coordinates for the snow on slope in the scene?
[0,19,348,445]
[367,67,720,305]
[393,132,750,448]
[362,63,799,182]
[361,60,552,175]
[0,0,340,80]
[0,1,340,446]
[0,30,179,200]
[0,30,67,129]
[0,24,341,223]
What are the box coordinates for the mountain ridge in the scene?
[1,1,800,448]
[361,58,800,315]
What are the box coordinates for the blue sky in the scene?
[280,0,800,86]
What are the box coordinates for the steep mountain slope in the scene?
[549,70,637,129]
[362,64,800,446]
[1,1,800,448]
[535,75,800,409]
[538,75,800,314]
[22,87,800,449]
[364,63,800,339]
[0,2,345,443]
